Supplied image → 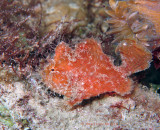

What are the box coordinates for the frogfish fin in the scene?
[116,39,152,75]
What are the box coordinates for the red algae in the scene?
[42,39,151,106]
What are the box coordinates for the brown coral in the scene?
[105,0,160,49]
[131,0,160,34]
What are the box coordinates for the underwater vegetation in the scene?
[0,102,14,127]
[0,0,42,77]
[0,0,71,79]
[0,101,30,129]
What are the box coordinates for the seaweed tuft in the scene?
[0,0,76,79]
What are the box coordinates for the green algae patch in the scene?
[0,102,14,127]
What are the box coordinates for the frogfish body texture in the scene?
[42,39,152,106]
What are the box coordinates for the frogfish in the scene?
[42,39,152,106]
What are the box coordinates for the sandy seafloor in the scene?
[0,73,160,129]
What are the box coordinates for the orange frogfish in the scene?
[42,39,152,106]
